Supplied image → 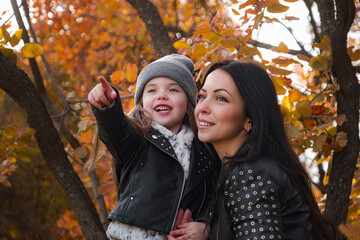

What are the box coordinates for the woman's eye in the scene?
[197,94,205,101]
[217,96,228,102]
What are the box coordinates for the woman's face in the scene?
[195,69,250,155]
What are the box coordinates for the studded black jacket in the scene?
[210,155,315,240]
[92,92,220,235]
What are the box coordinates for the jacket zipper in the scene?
[146,137,186,231]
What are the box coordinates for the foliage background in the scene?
[0,0,359,239]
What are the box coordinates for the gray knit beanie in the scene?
[134,54,197,107]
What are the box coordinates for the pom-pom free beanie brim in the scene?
[134,54,197,107]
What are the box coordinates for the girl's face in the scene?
[142,77,188,134]
[195,69,250,157]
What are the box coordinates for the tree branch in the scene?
[303,0,321,43]
[248,39,313,59]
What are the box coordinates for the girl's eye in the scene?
[147,89,156,93]
[216,96,228,102]
[169,88,179,92]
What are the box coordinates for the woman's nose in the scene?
[196,100,210,114]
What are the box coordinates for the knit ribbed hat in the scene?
[134,54,196,107]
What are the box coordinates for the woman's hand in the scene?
[88,76,117,109]
[169,222,209,240]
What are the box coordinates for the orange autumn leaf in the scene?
[111,71,124,84]
[126,64,138,83]
[289,88,301,102]
[303,119,316,130]
[79,130,93,144]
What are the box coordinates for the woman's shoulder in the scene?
[229,155,288,189]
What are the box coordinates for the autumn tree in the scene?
[0,0,359,239]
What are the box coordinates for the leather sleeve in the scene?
[224,164,283,240]
[92,88,142,168]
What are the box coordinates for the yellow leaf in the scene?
[223,28,233,36]
[313,133,328,152]
[272,77,286,95]
[0,89,4,101]
[125,64,138,83]
[194,27,211,35]
[173,40,190,49]
[289,88,301,102]
[10,29,23,47]
[110,71,124,84]
[278,42,289,53]
[192,44,207,60]
[339,222,360,240]
[4,126,17,137]
[240,45,261,58]
[309,55,329,71]
[285,125,299,138]
[314,35,331,51]
[296,100,312,117]
[281,96,291,113]
[283,0,299,2]
[21,43,44,58]
[7,157,16,163]
[1,26,11,43]
[222,39,239,49]
[267,65,292,75]
[317,156,329,165]
[267,3,289,13]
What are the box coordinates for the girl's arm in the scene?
[89,76,142,167]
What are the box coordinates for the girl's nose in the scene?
[157,90,168,100]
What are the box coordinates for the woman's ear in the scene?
[245,119,252,133]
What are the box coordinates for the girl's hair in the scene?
[206,60,336,239]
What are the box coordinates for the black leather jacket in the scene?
[92,94,219,234]
[210,155,315,240]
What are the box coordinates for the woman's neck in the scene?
[212,135,248,163]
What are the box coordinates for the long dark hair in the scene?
[205,60,335,239]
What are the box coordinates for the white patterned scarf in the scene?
[151,122,194,180]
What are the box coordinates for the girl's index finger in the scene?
[98,76,109,89]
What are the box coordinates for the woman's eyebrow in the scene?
[214,88,231,95]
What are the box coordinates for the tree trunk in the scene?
[0,52,108,239]
[320,1,358,239]
[126,0,177,57]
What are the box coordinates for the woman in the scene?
[170,60,335,239]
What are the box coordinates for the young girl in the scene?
[88,54,219,240]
